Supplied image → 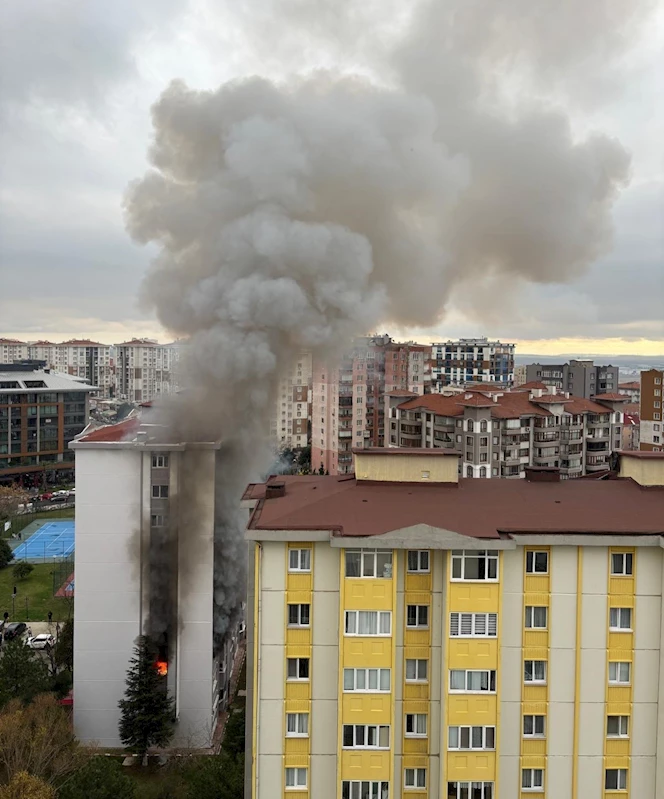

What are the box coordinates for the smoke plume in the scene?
[124,0,649,644]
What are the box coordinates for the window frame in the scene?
[342,724,390,750]
[285,767,307,790]
[522,768,544,790]
[608,661,631,685]
[449,669,497,693]
[345,549,393,578]
[344,610,392,637]
[287,603,310,627]
[448,725,496,750]
[609,607,632,632]
[341,781,390,799]
[525,550,549,574]
[523,715,546,738]
[450,612,498,638]
[606,715,629,738]
[404,713,428,738]
[151,484,169,499]
[405,659,428,682]
[524,660,547,684]
[605,768,628,791]
[450,550,499,582]
[288,548,312,572]
[286,657,310,681]
[406,604,429,629]
[407,550,430,573]
[447,783,494,799]
[343,667,391,693]
[610,552,633,576]
[285,712,309,737]
[151,454,169,469]
[404,768,426,790]
[525,606,548,629]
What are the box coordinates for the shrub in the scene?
[12,561,34,580]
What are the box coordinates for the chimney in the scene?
[266,482,286,499]
[525,466,560,483]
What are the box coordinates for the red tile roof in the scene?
[0,338,27,344]
[247,474,664,538]
[76,418,139,442]
[592,393,629,401]
[619,382,640,390]
[531,395,573,404]
[458,394,495,407]
[116,339,159,347]
[385,389,417,397]
[60,339,107,347]
[516,381,549,390]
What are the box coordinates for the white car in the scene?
[28,634,55,650]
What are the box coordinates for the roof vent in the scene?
[266,482,286,499]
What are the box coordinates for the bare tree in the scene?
[0,486,29,521]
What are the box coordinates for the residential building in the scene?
[431,338,515,389]
[27,339,114,397]
[386,383,626,479]
[0,338,29,363]
[312,337,428,475]
[621,404,640,451]
[243,447,664,799]
[115,339,181,403]
[514,364,528,386]
[525,360,619,398]
[640,369,663,452]
[0,362,94,486]
[70,416,244,748]
[618,381,641,404]
[270,353,312,450]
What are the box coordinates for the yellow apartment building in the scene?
[242,449,664,799]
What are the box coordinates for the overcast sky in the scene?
[0,0,662,355]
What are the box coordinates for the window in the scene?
[342,724,390,749]
[480,437,488,447]
[345,610,391,636]
[611,552,633,576]
[609,607,632,631]
[526,551,548,574]
[479,466,487,477]
[608,661,631,684]
[345,549,393,578]
[286,658,309,680]
[341,781,389,799]
[605,769,627,790]
[451,550,498,581]
[285,767,307,789]
[466,436,473,446]
[405,713,427,737]
[480,420,488,432]
[288,548,311,572]
[151,454,169,468]
[343,668,391,692]
[523,715,545,737]
[150,514,166,528]
[522,769,544,790]
[524,661,547,684]
[287,604,310,627]
[286,713,309,737]
[405,659,428,682]
[525,606,548,629]
[468,420,474,432]
[448,726,495,750]
[450,612,497,638]
[407,550,430,572]
[466,466,473,478]
[404,769,426,789]
[406,605,429,628]
[607,716,629,737]
[450,670,496,692]
[152,485,169,499]
[447,783,493,799]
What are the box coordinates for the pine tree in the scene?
[118,636,175,760]
[0,638,50,708]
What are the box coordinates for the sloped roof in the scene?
[75,418,139,442]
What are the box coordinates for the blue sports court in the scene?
[13,520,75,560]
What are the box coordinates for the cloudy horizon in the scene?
[0,0,662,356]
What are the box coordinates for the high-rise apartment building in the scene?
[115,339,181,402]
[525,360,619,398]
[514,364,528,386]
[71,416,243,748]
[618,382,641,404]
[311,337,428,475]
[431,339,515,389]
[639,369,663,452]
[0,362,94,485]
[243,448,664,799]
[270,353,312,450]
[386,384,626,479]
[0,338,29,363]
[27,339,114,397]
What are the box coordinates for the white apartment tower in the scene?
[115,339,181,403]
[270,353,312,450]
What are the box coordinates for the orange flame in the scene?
[155,660,168,676]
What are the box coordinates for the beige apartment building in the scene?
[387,383,627,479]
[115,339,181,403]
[270,353,312,451]
[640,369,663,452]
[28,339,114,396]
[243,448,664,799]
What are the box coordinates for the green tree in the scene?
[0,638,50,709]
[0,771,55,799]
[0,539,14,569]
[118,636,175,761]
[222,707,245,760]
[58,757,135,799]
[54,618,74,673]
[182,752,244,799]
[12,561,33,580]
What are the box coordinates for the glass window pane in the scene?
[376,551,392,577]
[344,669,354,690]
[379,613,391,634]
[488,558,497,579]
[378,726,389,747]
[346,613,356,634]
[299,659,309,678]
[485,728,495,748]
[357,670,366,689]
[362,552,375,577]
[346,551,361,576]
[452,558,462,578]
[464,555,480,579]
[450,670,465,690]
[408,551,418,571]
[380,669,390,690]
[524,716,533,735]
[368,670,378,690]
[300,549,311,570]
[406,660,416,680]
[289,550,298,569]
[421,551,430,570]
[472,727,482,747]
[420,660,428,679]
[460,727,470,748]
[449,727,459,748]
[625,553,633,574]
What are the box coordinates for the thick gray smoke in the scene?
[124,0,648,645]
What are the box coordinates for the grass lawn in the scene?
[0,562,72,622]
[3,507,74,538]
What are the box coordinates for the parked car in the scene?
[3,622,27,641]
[39,492,53,501]
[28,633,55,650]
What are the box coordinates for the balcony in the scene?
[338,430,352,438]
[534,432,559,443]
[586,441,609,453]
